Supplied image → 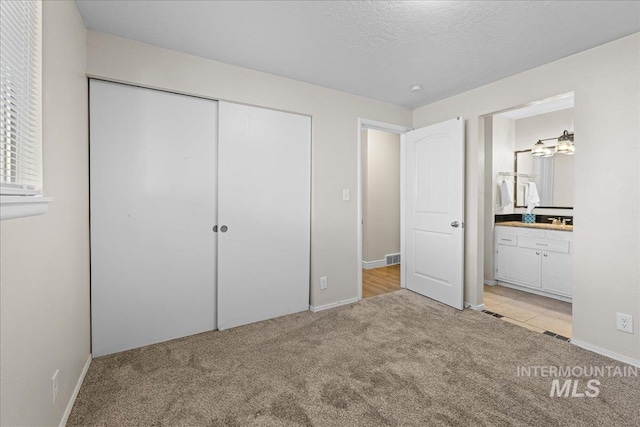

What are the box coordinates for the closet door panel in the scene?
[90,80,218,356]
[217,102,311,330]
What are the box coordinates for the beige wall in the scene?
[493,115,516,215]
[414,33,640,362]
[362,129,400,263]
[85,31,412,308]
[0,2,90,426]
[484,115,516,284]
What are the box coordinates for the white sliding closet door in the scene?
[217,102,311,330]
[90,80,218,357]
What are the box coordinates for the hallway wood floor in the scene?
[362,264,401,298]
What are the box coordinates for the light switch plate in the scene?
[342,189,350,201]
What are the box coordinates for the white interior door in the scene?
[217,102,311,330]
[90,80,218,356]
[405,117,465,309]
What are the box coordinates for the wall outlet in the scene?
[616,313,633,334]
[342,189,350,201]
[51,369,60,405]
[320,276,328,290]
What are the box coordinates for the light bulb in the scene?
[531,140,546,157]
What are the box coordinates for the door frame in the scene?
[357,118,412,301]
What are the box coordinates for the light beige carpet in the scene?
[68,290,639,426]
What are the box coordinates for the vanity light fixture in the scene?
[555,130,575,155]
[531,130,574,157]
[531,140,547,156]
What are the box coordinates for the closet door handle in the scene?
[220,225,228,233]
[451,221,460,228]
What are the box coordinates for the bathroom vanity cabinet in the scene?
[495,224,572,301]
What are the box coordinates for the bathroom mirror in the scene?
[515,149,574,208]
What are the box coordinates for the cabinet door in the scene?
[541,251,573,296]
[496,245,541,288]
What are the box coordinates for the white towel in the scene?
[500,180,513,207]
[525,182,540,213]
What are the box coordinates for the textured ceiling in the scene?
[75,1,640,108]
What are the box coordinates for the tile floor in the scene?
[484,284,572,338]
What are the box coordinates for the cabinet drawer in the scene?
[519,237,569,254]
[496,233,517,246]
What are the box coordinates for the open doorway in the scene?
[361,128,402,298]
[482,93,575,340]
[357,119,411,300]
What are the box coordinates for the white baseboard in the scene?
[570,339,640,368]
[59,353,92,427]
[362,259,386,270]
[465,302,486,311]
[310,297,360,313]
[484,280,497,286]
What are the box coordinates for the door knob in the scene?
[213,225,218,232]
[451,221,460,228]
[220,225,228,233]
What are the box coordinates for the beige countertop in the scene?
[496,221,573,232]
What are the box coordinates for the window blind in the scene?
[0,0,42,195]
